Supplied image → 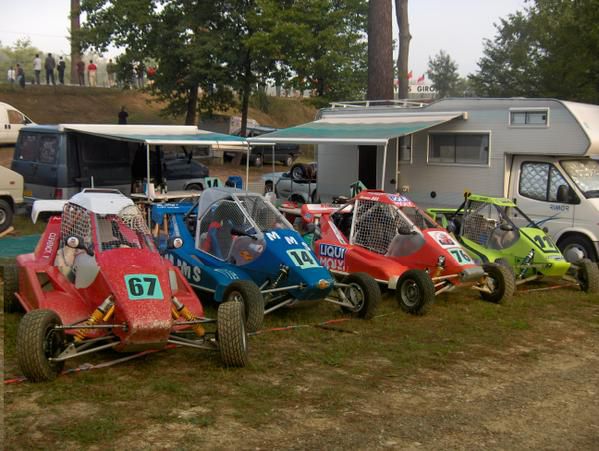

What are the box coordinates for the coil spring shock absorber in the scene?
[74,297,115,342]
[519,249,535,279]
[171,297,205,337]
[271,265,289,289]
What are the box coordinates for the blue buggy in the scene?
[150,188,380,331]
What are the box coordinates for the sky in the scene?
[0,0,528,77]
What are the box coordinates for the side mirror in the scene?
[447,221,457,234]
[542,226,549,234]
[167,237,184,249]
[66,235,94,256]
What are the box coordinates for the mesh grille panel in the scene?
[352,199,411,255]
[61,203,92,247]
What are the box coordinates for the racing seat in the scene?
[206,221,234,260]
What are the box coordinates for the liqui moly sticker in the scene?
[318,243,346,271]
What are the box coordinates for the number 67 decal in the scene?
[124,274,164,300]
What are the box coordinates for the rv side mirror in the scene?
[556,184,578,204]
[542,226,549,234]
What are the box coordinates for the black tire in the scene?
[217,300,249,367]
[396,269,435,315]
[340,272,381,319]
[285,154,294,167]
[186,183,204,191]
[253,154,263,168]
[576,258,599,293]
[480,263,515,304]
[0,198,13,233]
[494,258,515,277]
[223,280,264,333]
[16,310,66,382]
[3,265,21,313]
[558,234,597,263]
[290,163,306,180]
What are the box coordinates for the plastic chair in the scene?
[226,175,243,189]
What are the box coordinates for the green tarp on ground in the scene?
[0,235,40,259]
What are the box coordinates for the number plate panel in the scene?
[124,274,164,300]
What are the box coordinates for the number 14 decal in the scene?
[287,249,319,269]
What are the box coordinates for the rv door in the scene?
[509,155,576,234]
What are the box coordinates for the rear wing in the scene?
[31,200,68,223]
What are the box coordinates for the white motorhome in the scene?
[250,98,599,263]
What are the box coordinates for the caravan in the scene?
[249,98,599,263]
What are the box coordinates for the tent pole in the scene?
[381,141,388,190]
[146,143,151,193]
[271,144,275,176]
[245,142,250,191]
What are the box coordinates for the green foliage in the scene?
[0,39,42,84]
[427,50,460,98]
[470,0,599,103]
[79,0,368,125]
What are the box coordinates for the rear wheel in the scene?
[0,199,13,233]
[186,183,204,191]
[340,272,381,319]
[396,270,435,315]
[223,280,264,333]
[480,263,515,304]
[17,310,66,382]
[290,163,306,180]
[576,258,599,293]
[217,300,249,367]
[2,265,21,313]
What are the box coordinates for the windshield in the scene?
[95,205,156,252]
[561,159,599,198]
[400,206,438,230]
[238,195,292,232]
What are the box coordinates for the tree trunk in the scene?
[395,0,411,100]
[70,0,81,84]
[367,0,394,101]
[185,84,199,125]
[233,53,253,166]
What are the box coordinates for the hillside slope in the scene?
[0,85,316,130]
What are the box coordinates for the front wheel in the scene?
[340,272,381,319]
[223,280,264,332]
[16,310,66,382]
[480,263,515,304]
[0,199,13,233]
[217,300,249,367]
[186,183,204,191]
[3,265,21,313]
[576,258,599,293]
[396,269,435,315]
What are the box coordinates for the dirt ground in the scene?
[141,320,599,450]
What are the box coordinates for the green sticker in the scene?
[286,249,319,269]
[124,274,164,300]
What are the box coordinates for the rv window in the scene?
[17,134,40,161]
[428,133,489,165]
[398,136,412,162]
[39,136,58,164]
[510,110,548,126]
[519,162,574,203]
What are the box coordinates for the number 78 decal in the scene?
[448,248,473,265]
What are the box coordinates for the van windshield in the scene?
[561,159,599,198]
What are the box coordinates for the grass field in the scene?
[3,275,598,449]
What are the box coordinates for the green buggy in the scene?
[428,194,599,294]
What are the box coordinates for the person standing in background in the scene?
[76,60,85,86]
[87,60,97,87]
[57,57,66,85]
[106,59,116,87]
[45,53,56,85]
[33,54,41,84]
[16,64,25,88]
[7,66,16,86]
[118,106,128,124]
